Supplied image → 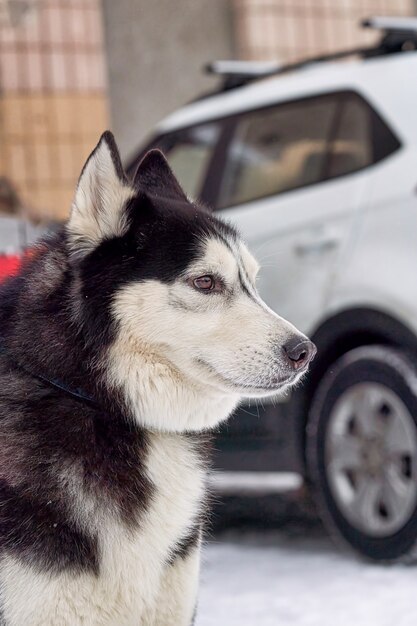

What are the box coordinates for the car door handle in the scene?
[294,237,340,257]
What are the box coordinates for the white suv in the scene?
[127,18,417,561]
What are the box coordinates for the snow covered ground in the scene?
[197,528,417,626]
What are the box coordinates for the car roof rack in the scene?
[204,16,417,93]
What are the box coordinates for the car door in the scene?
[215,92,379,334]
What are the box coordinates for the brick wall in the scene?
[0,0,108,221]
[233,0,415,62]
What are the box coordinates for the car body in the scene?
[125,18,417,561]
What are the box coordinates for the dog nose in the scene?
[283,337,317,370]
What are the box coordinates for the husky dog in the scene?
[0,132,315,625]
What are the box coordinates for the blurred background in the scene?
[2,1,417,625]
[0,0,413,220]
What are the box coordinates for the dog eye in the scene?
[193,275,215,291]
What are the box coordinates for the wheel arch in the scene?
[293,307,417,472]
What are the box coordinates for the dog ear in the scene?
[133,149,188,204]
[67,131,134,258]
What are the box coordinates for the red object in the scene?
[0,255,22,280]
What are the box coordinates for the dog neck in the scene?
[104,342,240,433]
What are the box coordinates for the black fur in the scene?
[0,347,152,575]
[0,139,233,582]
[167,524,201,565]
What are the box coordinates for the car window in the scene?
[218,97,338,208]
[150,123,221,200]
[326,95,372,179]
[326,92,400,180]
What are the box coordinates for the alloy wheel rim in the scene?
[325,382,417,537]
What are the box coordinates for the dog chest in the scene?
[0,434,207,626]
[96,432,207,605]
[139,432,207,554]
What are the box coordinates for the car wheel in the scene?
[307,345,417,561]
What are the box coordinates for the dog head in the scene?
[67,132,316,432]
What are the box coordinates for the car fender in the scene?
[292,305,417,473]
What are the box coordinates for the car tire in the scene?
[307,345,417,562]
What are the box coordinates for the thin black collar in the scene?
[0,338,97,408]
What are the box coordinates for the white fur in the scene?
[0,433,204,625]
[142,546,201,625]
[106,292,240,432]
[67,137,134,257]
